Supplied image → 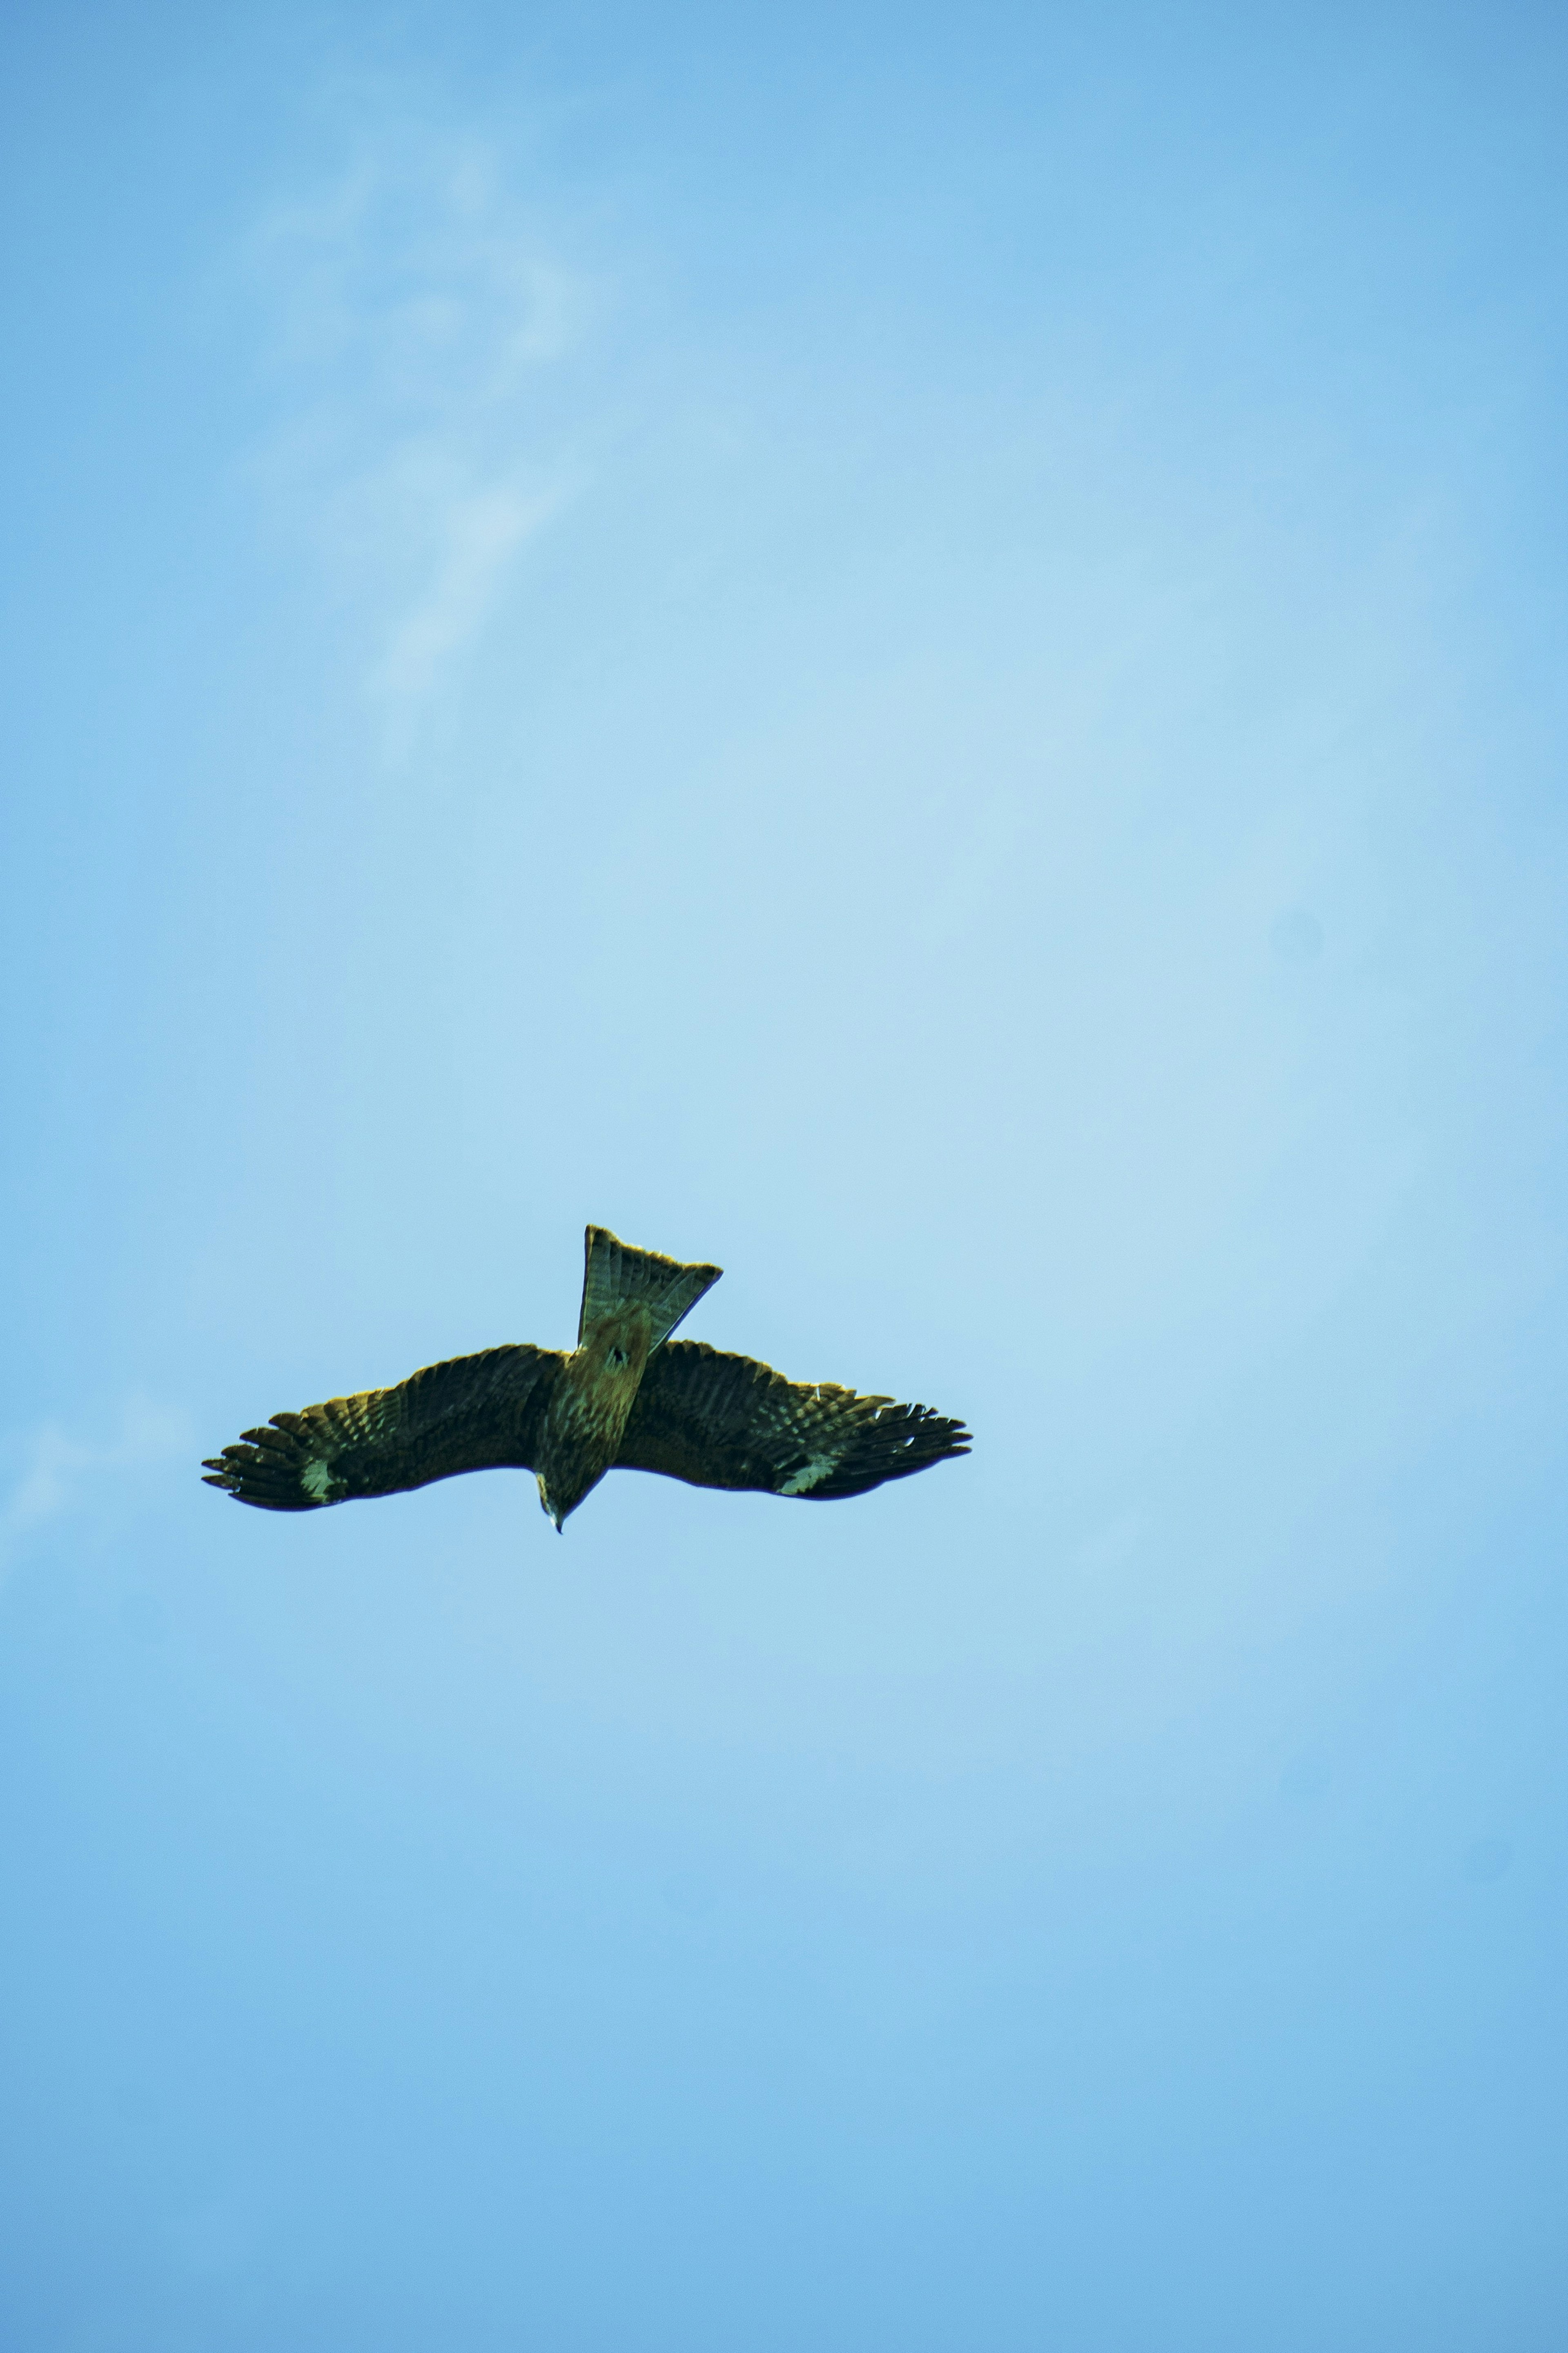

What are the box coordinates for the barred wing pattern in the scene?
[615,1340,970,1500]
[203,1343,564,1512]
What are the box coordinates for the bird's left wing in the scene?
[614,1340,970,1501]
[202,1343,564,1512]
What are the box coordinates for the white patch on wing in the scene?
[301,1457,336,1500]
[780,1452,838,1496]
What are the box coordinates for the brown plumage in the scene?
[202,1226,971,1533]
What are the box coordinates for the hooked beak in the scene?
[536,1473,573,1534]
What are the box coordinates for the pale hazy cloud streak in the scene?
[244,112,595,738]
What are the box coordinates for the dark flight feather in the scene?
[614,1340,972,1500]
[202,1343,563,1512]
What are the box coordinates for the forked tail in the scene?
[578,1226,722,1351]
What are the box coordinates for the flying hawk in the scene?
[202,1226,971,1532]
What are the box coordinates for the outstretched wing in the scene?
[202,1344,564,1512]
[614,1340,970,1501]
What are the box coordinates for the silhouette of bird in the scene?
[202,1226,971,1532]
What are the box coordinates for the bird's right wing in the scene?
[202,1343,564,1512]
[614,1340,971,1501]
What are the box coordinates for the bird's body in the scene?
[535,1304,654,1528]
[203,1226,970,1533]
[533,1230,720,1525]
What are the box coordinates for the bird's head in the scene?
[536,1466,599,1532]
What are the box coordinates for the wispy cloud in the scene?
[368,462,568,708]
[1,1393,192,1574]
[245,115,594,736]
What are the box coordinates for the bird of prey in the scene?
[202,1226,971,1532]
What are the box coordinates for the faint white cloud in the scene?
[0,1393,192,1571]
[369,462,568,708]
[245,114,594,738]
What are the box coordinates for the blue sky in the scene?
[2,3,1566,2346]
